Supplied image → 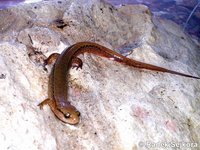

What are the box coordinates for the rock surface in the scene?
[105,0,200,41]
[0,0,200,150]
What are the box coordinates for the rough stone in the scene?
[0,0,200,150]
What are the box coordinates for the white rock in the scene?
[0,0,199,150]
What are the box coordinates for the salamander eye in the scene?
[64,112,71,118]
[76,111,80,117]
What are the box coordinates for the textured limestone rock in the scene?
[0,0,200,150]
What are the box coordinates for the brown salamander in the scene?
[38,41,199,124]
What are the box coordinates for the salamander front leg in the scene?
[38,99,80,124]
[38,99,64,121]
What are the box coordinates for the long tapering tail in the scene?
[124,57,200,79]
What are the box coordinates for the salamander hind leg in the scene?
[42,53,60,71]
[44,53,60,66]
[71,57,83,70]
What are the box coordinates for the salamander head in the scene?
[38,99,80,124]
[55,105,80,125]
[61,106,80,124]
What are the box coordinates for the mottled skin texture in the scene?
[38,42,199,125]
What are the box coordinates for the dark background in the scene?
[0,0,199,40]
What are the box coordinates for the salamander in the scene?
[38,41,200,124]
